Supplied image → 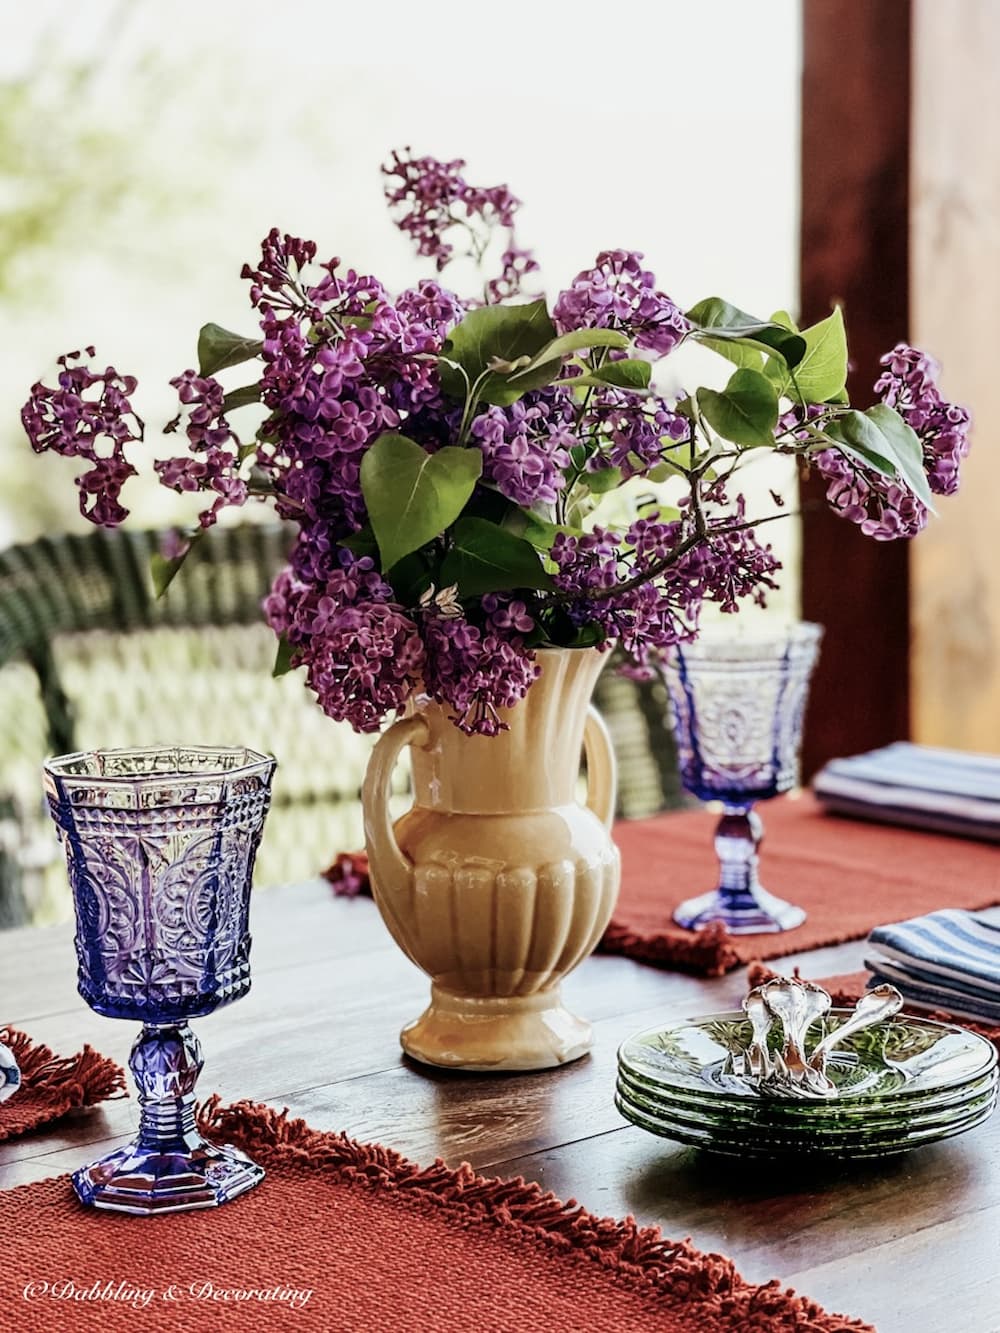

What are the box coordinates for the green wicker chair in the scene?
[0,524,680,927]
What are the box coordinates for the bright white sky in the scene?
[2,0,802,607]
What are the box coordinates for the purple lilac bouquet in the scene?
[22,150,971,736]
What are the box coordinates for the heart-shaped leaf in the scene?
[510,327,630,380]
[439,516,555,597]
[697,369,779,448]
[439,300,557,406]
[767,307,848,403]
[360,433,482,572]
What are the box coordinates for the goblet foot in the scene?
[72,1137,264,1216]
[401,985,592,1071]
[673,885,806,935]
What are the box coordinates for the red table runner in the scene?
[601,794,1000,975]
[0,1097,873,1332]
[0,1026,125,1144]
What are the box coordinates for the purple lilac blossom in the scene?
[20,349,143,526]
[421,602,539,737]
[264,551,424,733]
[469,389,576,506]
[155,371,247,528]
[382,149,538,300]
[583,390,692,478]
[551,502,780,676]
[874,343,971,496]
[554,251,690,358]
[814,344,970,541]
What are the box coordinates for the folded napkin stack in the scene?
[866,910,1000,1023]
[813,742,1000,842]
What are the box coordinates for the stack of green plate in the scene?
[616,1008,998,1159]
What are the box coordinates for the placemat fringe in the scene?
[198,1095,872,1333]
[0,1025,125,1115]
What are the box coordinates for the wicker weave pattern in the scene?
[0,525,680,927]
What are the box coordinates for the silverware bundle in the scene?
[730,978,904,1099]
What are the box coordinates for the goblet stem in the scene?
[673,802,807,935]
[132,1023,203,1151]
[71,1022,264,1215]
[714,804,764,907]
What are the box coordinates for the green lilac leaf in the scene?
[149,529,203,599]
[221,383,262,412]
[500,506,574,550]
[360,433,482,572]
[826,406,936,511]
[272,634,295,678]
[439,299,557,406]
[686,297,806,369]
[568,359,652,390]
[584,465,624,494]
[197,323,264,377]
[510,327,629,379]
[697,368,779,448]
[439,516,555,596]
[768,307,848,402]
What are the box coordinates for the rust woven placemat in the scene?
[0,1096,871,1333]
[600,794,1000,975]
[0,1026,125,1143]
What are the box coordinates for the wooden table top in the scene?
[2,882,998,1333]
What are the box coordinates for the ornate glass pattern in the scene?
[43,745,275,1215]
[662,624,822,933]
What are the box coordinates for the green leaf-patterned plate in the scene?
[616,1066,998,1142]
[618,1010,997,1106]
[615,1076,998,1158]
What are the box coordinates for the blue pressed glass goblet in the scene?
[42,745,276,1215]
[663,623,823,934]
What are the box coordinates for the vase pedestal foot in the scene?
[401,985,593,1071]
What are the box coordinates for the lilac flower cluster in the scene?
[21,153,970,739]
[423,597,540,737]
[815,344,971,541]
[264,549,538,736]
[156,372,247,528]
[243,231,462,543]
[264,552,424,733]
[554,251,689,358]
[551,500,780,675]
[875,344,971,496]
[20,349,142,526]
[383,148,538,299]
[470,390,576,506]
[585,390,692,479]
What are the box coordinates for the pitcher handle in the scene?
[583,705,617,830]
[362,714,430,896]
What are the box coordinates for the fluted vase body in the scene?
[362,647,620,1071]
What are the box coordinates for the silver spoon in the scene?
[761,978,835,1096]
[807,984,904,1076]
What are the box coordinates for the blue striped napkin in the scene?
[866,910,1000,1023]
[813,742,1000,842]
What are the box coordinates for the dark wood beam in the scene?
[800,0,912,775]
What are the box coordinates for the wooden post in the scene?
[799,0,912,775]
[910,0,1000,752]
